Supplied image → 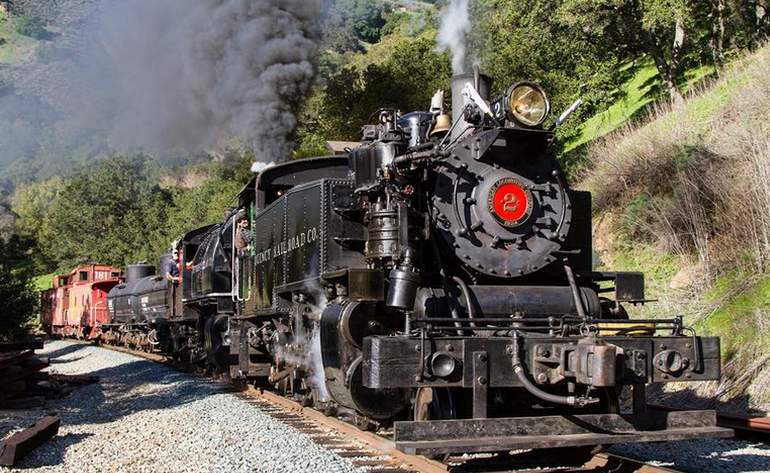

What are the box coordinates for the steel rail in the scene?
[243,386,447,473]
[586,452,684,472]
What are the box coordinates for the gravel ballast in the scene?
[0,341,363,473]
[3,341,770,472]
[610,438,770,473]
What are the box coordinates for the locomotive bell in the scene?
[430,113,452,138]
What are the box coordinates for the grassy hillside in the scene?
[581,44,770,409]
[563,60,715,154]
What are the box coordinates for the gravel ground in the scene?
[611,438,770,473]
[2,341,770,473]
[0,341,364,473]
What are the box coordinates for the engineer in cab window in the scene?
[235,215,252,255]
[164,251,182,283]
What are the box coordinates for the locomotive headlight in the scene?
[507,82,550,127]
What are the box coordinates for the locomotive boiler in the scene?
[230,70,731,454]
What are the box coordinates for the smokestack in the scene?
[450,70,492,141]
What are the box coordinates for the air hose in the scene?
[511,331,599,407]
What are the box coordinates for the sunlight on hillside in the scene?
[0,17,42,64]
[565,60,715,153]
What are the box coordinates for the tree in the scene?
[14,15,48,39]
[477,0,629,150]
[9,176,64,272]
[39,156,171,269]
[322,0,392,53]
[11,176,65,242]
[0,234,38,342]
[315,34,451,140]
[556,0,698,100]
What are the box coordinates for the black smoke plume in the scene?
[0,0,322,170]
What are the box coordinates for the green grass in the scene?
[564,61,659,153]
[697,273,770,359]
[596,240,681,318]
[564,60,715,153]
[604,243,770,365]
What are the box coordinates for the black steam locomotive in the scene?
[104,70,731,454]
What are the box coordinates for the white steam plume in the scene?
[0,0,322,168]
[437,0,471,74]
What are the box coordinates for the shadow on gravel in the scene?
[51,357,225,428]
[41,342,90,361]
[647,383,765,416]
[613,439,770,473]
[14,433,94,469]
[49,354,93,364]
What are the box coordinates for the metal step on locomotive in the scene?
[42,68,733,456]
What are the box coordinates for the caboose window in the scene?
[111,272,120,278]
[79,271,88,281]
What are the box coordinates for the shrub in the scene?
[582,45,770,279]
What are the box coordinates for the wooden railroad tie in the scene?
[0,416,60,467]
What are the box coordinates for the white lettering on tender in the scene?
[255,226,320,265]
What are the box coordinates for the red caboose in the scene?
[40,264,121,339]
[40,274,69,335]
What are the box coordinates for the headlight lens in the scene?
[507,83,550,127]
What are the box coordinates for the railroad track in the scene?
[77,341,686,472]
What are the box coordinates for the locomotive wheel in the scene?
[204,315,232,373]
[414,387,457,461]
[275,372,293,397]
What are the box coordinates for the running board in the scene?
[394,410,732,455]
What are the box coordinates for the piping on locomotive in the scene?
[43,68,732,454]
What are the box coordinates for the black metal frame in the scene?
[394,409,732,454]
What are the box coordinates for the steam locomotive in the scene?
[49,69,731,455]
